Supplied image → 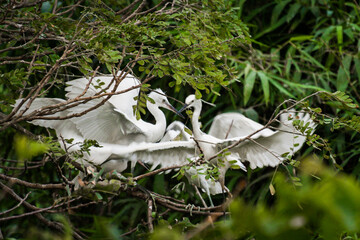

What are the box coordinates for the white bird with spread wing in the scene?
[158,95,316,200]
[13,72,182,172]
[104,95,316,204]
[63,73,182,144]
[179,95,316,169]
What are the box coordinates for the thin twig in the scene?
[133,164,186,181]
[193,184,208,208]
[0,192,31,216]
[147,199,154,232]
[0,173,65,189]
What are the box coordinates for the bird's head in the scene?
[179,94,202,113]
[148,89,184,118]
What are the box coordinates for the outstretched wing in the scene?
[67,98,144,144]
[65,74,146,143]
[65,73,140,120]
[208,112,275,139]
[13,98,81,139]
[108,140,196,170]
[216,112,316,169]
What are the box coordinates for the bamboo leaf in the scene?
[336,55,352,92]
[354,58,360,84]
[286,3,301,22]
[290,35,313,42]
[297,47,327,71]
[268,74,326,92]
[271,0,291,24]
[267,76,295,98]
[336,25,343,53]
[243,70,256,105]
[257,71,270,105]
[255,15,287,39]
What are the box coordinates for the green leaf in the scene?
[296,47,327,71]
[106,50,122,63]
[336,25,343,53]
[257,72,269,105]
[255,15,287,39]
[268,73,326,92]
[95,192,103,200]
[195,89,202,99]
[271,0,291,24]
[105,62,112,73]
[286,3,301,22]
[336,55,352,92]
[243,70,256,106]
[290,35,313,42]
[354,58,360,84]
[14,135,49,161]
[184,127,193,136]
[266,75,296,98]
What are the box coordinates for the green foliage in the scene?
[150,226,183,240]
[192,159,360,240]
[224,0,360,109]
[14,135,49,161]
[2,0,360,239]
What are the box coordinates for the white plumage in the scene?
[14,83,315,203]
[63,74,181,144]
[173,95,316,198]
[13,73,181,172]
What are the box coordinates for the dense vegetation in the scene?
[1,0,360,239]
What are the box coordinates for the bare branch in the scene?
[147,199,154,232]
[0,173,65,189]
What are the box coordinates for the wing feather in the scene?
[65,74,140,119]
[64,74,146,143]
[214,112,316,169]
[208,112,275,139]
[108,140,196,169]
[13,98,81,139]
[67,99,144,144]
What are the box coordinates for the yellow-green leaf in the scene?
[15,135,49,161]
[269,183,276,195]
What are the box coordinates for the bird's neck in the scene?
[191,106,203,139]
[147,103,166,142]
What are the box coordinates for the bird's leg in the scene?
[193,184,208,208]
[207,192,214,208]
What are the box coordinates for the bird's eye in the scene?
[162,99,166,103]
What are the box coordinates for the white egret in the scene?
[99,96,314,204]
[135,97,314,203]
[63,74,183,144]
[174,95,316,198]
[13,72,182,172]
[180,95,316,168]
[160,121,192,142]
